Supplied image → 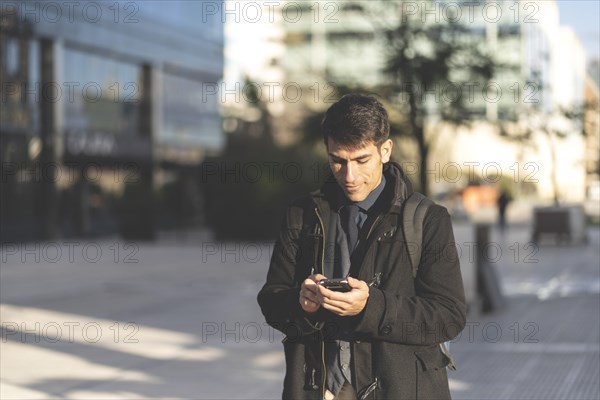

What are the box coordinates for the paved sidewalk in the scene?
[449,224,600,400]
[1,224,598,399]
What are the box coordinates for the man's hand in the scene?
[299,274,326,314]
[318,277,369,317]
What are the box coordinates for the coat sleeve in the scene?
[353,205,467,345]
[257,200,324,339]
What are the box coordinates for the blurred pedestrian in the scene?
[258,94,466,400]
[497,189,512,232]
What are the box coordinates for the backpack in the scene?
[402,192,457,371]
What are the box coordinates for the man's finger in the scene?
[303,284,318,295]
[301,297,318,306]
[309,274,327,283]
[347,276,367,289]
[321,296,350,309]
[300,294,320,311]
[318,285,352,302]
[303,284,323,299]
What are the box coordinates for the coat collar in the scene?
[311,161,413,218]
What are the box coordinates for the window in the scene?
[63,48,142,136]
[0,35,40,133]
[161,72,222,149]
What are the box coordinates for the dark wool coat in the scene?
[258,161,466,400]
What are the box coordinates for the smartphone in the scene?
[318,278,351,292]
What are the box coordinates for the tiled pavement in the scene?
[1,224,598,399]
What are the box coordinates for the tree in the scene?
[204,77,320,240]
[499,97,594,205]
[292,1,496,195]
[379,0,495,195]
[495,66,600,204]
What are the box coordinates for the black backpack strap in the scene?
[402,192,434,279]
[402,192,457,371]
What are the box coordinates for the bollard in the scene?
[475,223,505,313]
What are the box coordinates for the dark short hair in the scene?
[321,93,390,148]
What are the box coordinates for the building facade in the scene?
[1,1,224,241]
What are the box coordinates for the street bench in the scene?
[532,206,587,245]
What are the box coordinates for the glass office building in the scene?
[1,1,224,241]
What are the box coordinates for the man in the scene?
[258,94,466,400]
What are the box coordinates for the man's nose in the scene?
[344,164,355,183]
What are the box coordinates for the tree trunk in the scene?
[406,84,429,196]
[547,132,560,205]
[418,136,430,196]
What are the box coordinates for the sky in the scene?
[556,0,600,60]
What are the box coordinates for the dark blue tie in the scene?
[342,204,360,255]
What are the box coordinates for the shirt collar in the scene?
[356,175,386,212]
[336,175,387,213]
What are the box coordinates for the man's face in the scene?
[326,138,393,202]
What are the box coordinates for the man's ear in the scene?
[380,139,393,163]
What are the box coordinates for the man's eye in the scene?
[358,160,368,164]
